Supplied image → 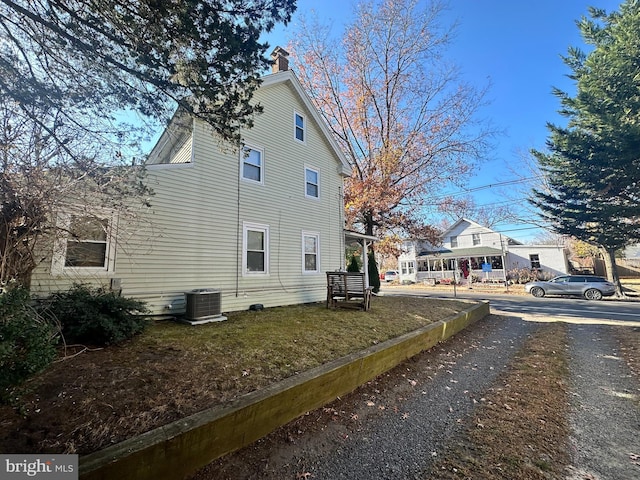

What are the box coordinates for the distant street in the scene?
[380,285,640,326]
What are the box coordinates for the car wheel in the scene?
[584,288,603,300]
[530,286,545,298]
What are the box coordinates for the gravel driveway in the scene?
[566,323,640,479]
[195,312,640,480]
[295,315,538,480]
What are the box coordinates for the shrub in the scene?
[0,288,58,395]
[346,254,361,272]
[506,268,555,284]
[368,250,381,294]
[45,284,149,346]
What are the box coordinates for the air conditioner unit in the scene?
[183,289,226,324]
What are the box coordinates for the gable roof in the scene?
[146,110,192,165]
[260,70,351,176]
[441,218,490,237]
[146,70,353,176]
[441,218,521,245]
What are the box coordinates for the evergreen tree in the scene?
[367,250,381,294]
[347,255,361,273]
[531,1,640,295]
[1,1,296,146]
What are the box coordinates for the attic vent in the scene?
[183,289,226,324]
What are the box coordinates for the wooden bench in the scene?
[326,272,372,311]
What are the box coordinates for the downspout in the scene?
[339,186,345,270]
[235,145,242,297]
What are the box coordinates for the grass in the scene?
[139,296,466,388]
[0,296,471,455]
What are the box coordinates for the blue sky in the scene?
[264,0,622,242]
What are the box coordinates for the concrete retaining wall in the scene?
[80,301,489,480]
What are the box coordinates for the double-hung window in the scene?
[52,211,115,275]
[302,232,320,273]
[294,112,305,142]
[243,222,269,275]
[450,236,458,248]
[529,254,541,269]
[472,233,481,246]
[305,167,319,199]
[65,215,109,268]
[241,145,263,184]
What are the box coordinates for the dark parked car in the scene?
[524,275,616,300]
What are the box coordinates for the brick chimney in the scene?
[270,46,290,73]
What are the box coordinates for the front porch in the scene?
[404,246,508,286]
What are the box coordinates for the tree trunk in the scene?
[601,246,625,297]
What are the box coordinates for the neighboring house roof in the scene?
[440,218,485,237]
[417,246,504,259]
[439,218,522,245]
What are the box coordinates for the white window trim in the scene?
[51,210,117,276]
[472,233,481,246]
[304,166,320,200]
[529,254,541,269]
[294,111,306,144]
[450,236,458,248]
[242,222,270,276]
[302,231,320,274]
[240,144,265,185]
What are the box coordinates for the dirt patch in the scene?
[0,297,469,455]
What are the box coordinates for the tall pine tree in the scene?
[531,1,640,295]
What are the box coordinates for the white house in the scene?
[398,218,569,284]
[29,49,358,315]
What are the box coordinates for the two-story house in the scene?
[29,48,356,315]
[398,218,569,284]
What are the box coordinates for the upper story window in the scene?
[305,167,319,198]
[450,236,458,248]
[294,112,305,142]
[472,233,481,246]
[302,232,320,273]
[241,145,263,184]
[243,222,269,275]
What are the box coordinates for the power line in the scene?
[432,176,540,199]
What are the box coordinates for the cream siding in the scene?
[168,134,193,164]
[31,72,347,314]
